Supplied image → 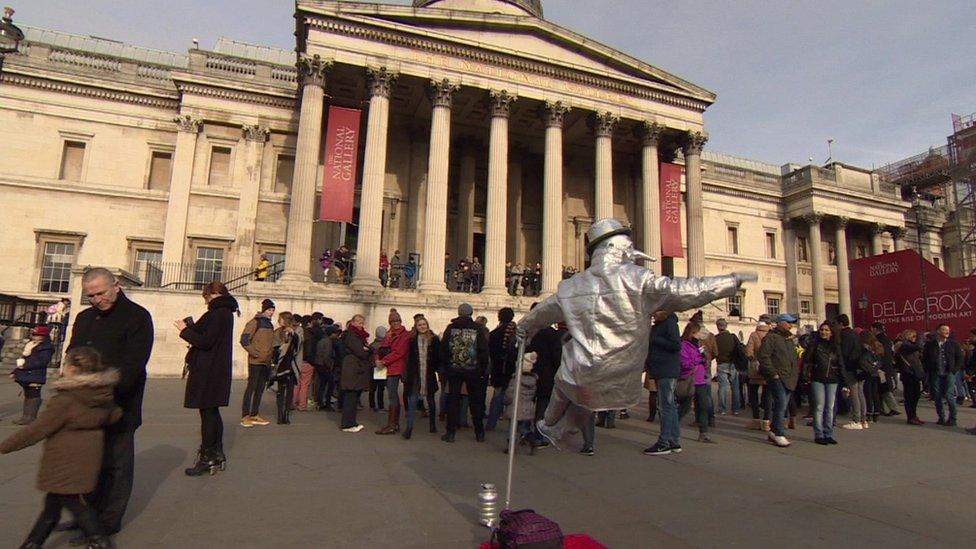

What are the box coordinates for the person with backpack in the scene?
[440,303,490,443]
[239,299,275,428]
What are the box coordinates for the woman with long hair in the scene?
[807,322,842,445]
[678,322,714,443]
[273,315,302,425]
[176,281,239,476]
[895,329,925,425]
[861,331,884,423]
[403,316,441,439]
[339,314,372,432]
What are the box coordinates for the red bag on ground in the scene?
[491,509,563,548]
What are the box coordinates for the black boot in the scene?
[14,397,41,425]
[184,448,217,477]
[429,413,437,433]
[402,426,412,439]
[212,445,227,471]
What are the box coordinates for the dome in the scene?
[412,0,544,18]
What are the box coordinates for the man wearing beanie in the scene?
[440,303,490,442]
[239,299,276,427]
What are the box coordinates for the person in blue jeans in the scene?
[806,321,842,445]
[922,324,964,427]
[714,318,741,415]
[758,313,799,448]
[643,310,683,455]
[485,308,518,431]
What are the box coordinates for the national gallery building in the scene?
[0,0,929,375]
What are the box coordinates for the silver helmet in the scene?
[585,218,655,263]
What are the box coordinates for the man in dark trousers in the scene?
[485,307,517,431]
[63,268,153,541]
[923,323,965,426]
[440,303,490,443]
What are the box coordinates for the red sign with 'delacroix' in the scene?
[850,249,975,334]
[659,162,684,258]
[319,106,362,223]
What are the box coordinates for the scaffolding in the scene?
[879,112,976,275]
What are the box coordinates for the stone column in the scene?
[784,220,800,315]
[542,101,570,294]
[483,90,515,295]
[280,54,329,284]
[638,122,664,262]
[891,227,905,251]
[871,223,885,256]
[683,131,708,277]
[507,152,524,265]
[835,216,851,319]
[806,213,826,320]
[161,115,202,268]
[592,111,618,221]
[234,124,269,269]
[418,79,459,292]
[352,67,396,291]
[406,128,428,256]
[456,141,476,261]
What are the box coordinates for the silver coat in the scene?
[519,237,740,411]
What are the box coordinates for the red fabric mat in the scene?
[480,533,608,548]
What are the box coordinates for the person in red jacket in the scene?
[376,308,409,434]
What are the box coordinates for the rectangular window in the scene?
[274,154,295,194]
[39,242,75,293]
[727,226,739,255]
[194,247,224,288]
[765,232,777,259]
[59,141,86,180]
[797,236,809,262]
[765,294,782,316]
[134,249,163,288]
[727,291,744,317]
[208,146,232,187]
[148,151,173,191]
[800,300,811,315]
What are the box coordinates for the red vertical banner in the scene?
[659,162,683,258]
[318,106,362,223]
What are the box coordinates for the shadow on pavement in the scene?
[124,444,187,525]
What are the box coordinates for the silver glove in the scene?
[733,271,758,285]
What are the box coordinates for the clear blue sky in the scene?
[16,0,975,168]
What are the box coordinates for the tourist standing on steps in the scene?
[240,299,275,428]
[340,315,372,433]
[176,281,239,475]
[403,316,441,438]
[440,303,490,443]
[376,309,409,435]
[65,267,154,540]
[643,310,682,456]
[807,321,842,445]
[11,326,54,425]
[758,313,799,448]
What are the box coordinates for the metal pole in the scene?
[504,335,527,509]
[914,198,931,333]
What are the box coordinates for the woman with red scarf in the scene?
[376,309,410,434]
[340,314,372,433]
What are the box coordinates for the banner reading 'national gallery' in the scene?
[659,162,683,258]
[319,106,361,223]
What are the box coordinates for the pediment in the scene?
[297,1,715,107]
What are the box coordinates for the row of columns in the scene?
[794,214,906,320]
[278,56,712,293]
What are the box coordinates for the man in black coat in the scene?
[643,310,682,456]
[440,303,490,443]
[922,323,965,426]
[64,268,153,539]
[485,307,517,431]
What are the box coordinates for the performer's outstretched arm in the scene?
[517,295,563,337]
[645,272,755,313]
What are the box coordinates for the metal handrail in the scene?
[226,260,284,292]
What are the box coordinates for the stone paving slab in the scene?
[1,379,974,548]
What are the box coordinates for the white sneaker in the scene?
[841,422,863,430]
[342,424,365,433]
[769,434,791,447]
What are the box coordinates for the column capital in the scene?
[242,124,270,143]
[889,226,905,238]
[543,100,571,128]
[366,66,397,98]
[803,212,824,225]
[682,130,708,155]
[174,115,202,133]
[872,222,887,235]
[488,89,517,118]
[636,121,666,146]
[429,78,460,108]
[590,111,619,138]
[835,215,850,228]
[297,54,331,88]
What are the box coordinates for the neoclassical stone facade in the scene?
[0,0,922,375]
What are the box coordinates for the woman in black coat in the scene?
[403,316,441,439]
[339,314,372,432]
[175,281,239,476]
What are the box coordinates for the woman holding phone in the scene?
[175,281,240,476]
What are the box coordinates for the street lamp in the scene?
[910,186,931,332]
[0,7,25,75]
[857,293,869,328]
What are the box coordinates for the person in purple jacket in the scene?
[678,322,715,443]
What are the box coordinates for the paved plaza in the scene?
[1,378,974,548]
